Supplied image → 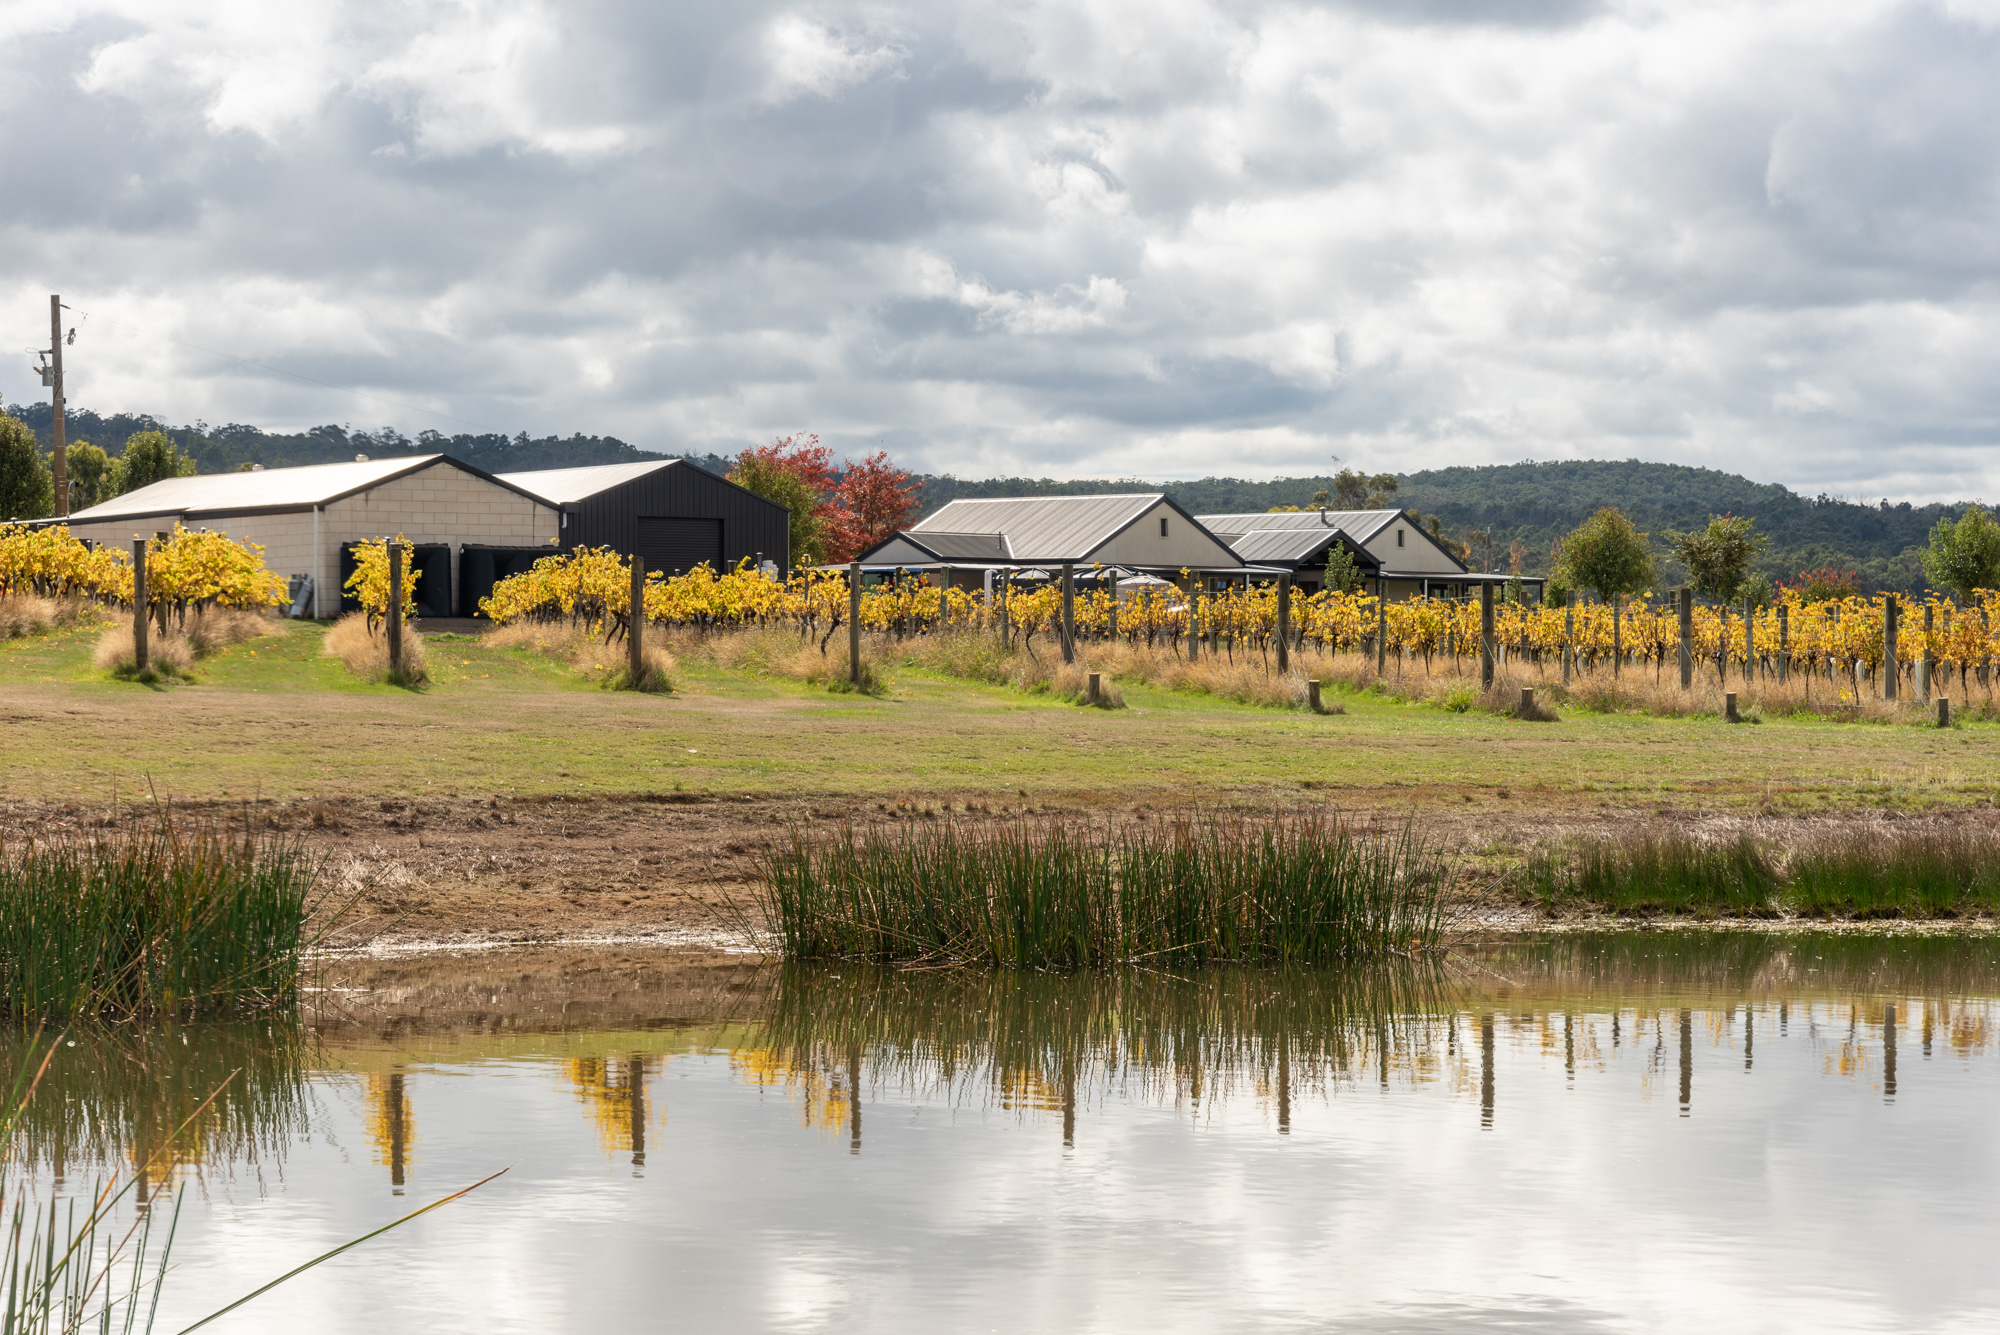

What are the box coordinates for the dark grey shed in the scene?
[498,460,791,577]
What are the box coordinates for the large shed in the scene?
[58,455,559,617]
[497,460,791,580]
[854,494,1247,589]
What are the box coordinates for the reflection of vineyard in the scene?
[364,1071,416,1189]
[745,938,2000,1141]
[0,1021,312,1196]
[564,1056,663,1168]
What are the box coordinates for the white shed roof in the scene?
[66,455,458,522]
[913,494,1167,562]
[495,460,676,504]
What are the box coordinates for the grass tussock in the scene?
[325,610,430,686]
[0,818,322,1018]
[756,811,1452,968]
[486,620,677,691]
[94,606,278,682]
[0,594,104,639]
[1526,822,2000,919]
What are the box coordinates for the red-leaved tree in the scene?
[826,451,922,562]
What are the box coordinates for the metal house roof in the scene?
[1225,528,1375,565]
[63,455,459,522]
[912,494,1167,562]
[1198,508,1403,542]
[495,459,678,504]
[901,530,1014,561]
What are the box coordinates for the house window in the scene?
[1396,529,1405,547]
[1160,517,1169,537]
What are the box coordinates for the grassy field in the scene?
[1,616,1994,814]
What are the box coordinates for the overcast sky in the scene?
[4,0,1997,497]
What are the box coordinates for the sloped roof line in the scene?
[495,459,676,504]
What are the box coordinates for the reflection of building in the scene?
[365,1071,415,1192]
[564,1056,659,1169]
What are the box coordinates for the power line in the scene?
[66,307,494,433]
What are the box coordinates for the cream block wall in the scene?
[1090,501,1240,569]
[61,464,559,616]
[1364,520,1465,575]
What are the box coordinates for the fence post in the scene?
[1938,696,1951,728]
[1725,692,1741,724]
[1087,672,1101,705]
[1778,604,1790,683]
[1308,679,1322,713]
[1674,587,1691,689]
[848,561,862,685]
[1562,606,1574,686]
[1920,602,1933,698]
[1060,563,1076,664]
[1520,687,1534,715]
[1276,574,1292,674]
[1612,594,1622,680]
[1480,582,1495,690]
[1743,594,1756,682]
[1375,584,1387,675]
[628,555,646,685]
[131,538,149,674]
[388,542,405,680]
[1883,594,1899,701]
[1107,571,1119,641]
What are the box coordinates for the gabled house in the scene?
[1198,508,1543,601]
[852,494,1248,588]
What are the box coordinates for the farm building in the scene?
[495,460,790,588]
[852,494,1250,589]
[1197,508,1545,601]
[56,455,559,617]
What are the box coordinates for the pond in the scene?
[10,932,2000,1333]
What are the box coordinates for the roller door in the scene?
[637,517,724,575]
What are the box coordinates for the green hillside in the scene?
[921,460,1967,594]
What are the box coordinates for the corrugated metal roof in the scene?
[66,455,449,521]
[906,530,1013,561]
[495,459,677,504]
[1198,508,1402,543]
[912,494,1162,561]
[1226,529,1365,564]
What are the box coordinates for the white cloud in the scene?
[4,0,1998,500]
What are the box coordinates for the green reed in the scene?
[1785,826,2000,919]
[1526,832,1778,916]
[0,822,319,1019]
[756,812,1451,967]
[1527,825,2000,919]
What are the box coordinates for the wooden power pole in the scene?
[49,295,67,517]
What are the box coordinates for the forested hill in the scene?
[3,403,734,478]
[919,460,1973,593]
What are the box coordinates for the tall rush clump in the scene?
[756,812,1450,968]
[0,820,319,1018]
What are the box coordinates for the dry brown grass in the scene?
[0,595,106,639]
[325,611,431,686]
[484,620,676,690]
[92,607,278,681]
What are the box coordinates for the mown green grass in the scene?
[0,618,1993,813]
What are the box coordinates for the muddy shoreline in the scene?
[8,793,2000,954]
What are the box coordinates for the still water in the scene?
[12,933,2000,1333]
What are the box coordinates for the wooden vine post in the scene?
[848,561,862,686]
[1276,575,1292,674]
[1479,582,1495,690]
[1677,586,1693,690]
[628,555,646,685]
[387,542,405,680]
[1060,563,1076,664]
[131,538,148,674]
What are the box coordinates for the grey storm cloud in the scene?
[2,0,1997,498]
